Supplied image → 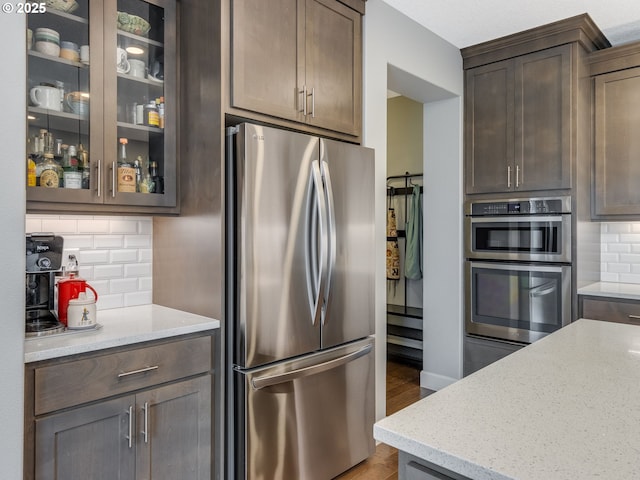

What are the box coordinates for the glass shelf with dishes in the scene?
[112,0,172,203]
[26,0,93,198]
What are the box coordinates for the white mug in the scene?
[128,59,146,79]
[80,44,90,64]
[116,47,130,73]
[30,86,62,111]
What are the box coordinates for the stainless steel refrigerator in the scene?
[225,123,375,480]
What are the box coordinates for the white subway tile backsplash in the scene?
[601,223,640,285]
[125,263,152,277]
[110,249,138,263]
[124,235,151,248]
[26,214,153,311]
[77,219,110,234]
[94,235,125,249]
[79,250,110,265]
[110,278,139,294]
[125,290,153,307]
[109,219,140,234]
[94,264,124,279]
[41,218,78,233]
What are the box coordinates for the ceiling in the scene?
[380,0,640,48]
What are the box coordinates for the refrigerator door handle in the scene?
[251,343,373,390]
[308,160,329,326]
[321,160,337,325]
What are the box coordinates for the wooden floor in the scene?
[335,359,433,480]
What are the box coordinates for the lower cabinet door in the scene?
[136,375,212,480]
[35,395,136,480]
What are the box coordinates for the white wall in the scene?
[1,11,26,478]
[364,0,464,420]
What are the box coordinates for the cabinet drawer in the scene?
[34,336,211,415]
[582,297,640,325]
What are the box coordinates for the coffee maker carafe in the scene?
[26,234,65,336]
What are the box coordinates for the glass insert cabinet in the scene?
[26,0,177,212]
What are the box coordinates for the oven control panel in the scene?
[469,197,570,216]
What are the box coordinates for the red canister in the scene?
[57,273,98,325]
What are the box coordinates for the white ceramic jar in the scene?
[66,292,97,329]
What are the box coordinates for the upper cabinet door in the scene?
[464,59,515,194]
[594,66,640,217]
[303,0,361,136]
[231,0,303,122]
[229,0,363,139]
[514,44,572,192]
[106,0,177,208]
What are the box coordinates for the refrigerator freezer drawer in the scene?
[235,337,375,480]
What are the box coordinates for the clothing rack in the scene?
[386,172,423,364]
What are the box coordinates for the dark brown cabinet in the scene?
[230,0,362,138]
[464,44,572,194]
[26,0,178,214]
[581,296,640,326]
[592,64,640,217]
[25,334,213,480]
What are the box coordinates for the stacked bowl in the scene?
[34,28,60,57]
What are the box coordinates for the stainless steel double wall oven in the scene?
[465,197,572,344]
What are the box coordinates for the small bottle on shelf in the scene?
[39,153,62,188]
[77,143,90,189]
[158,96,165,129]
[27,156,36,187]
[117,138,136,193]
[63,145,82,189]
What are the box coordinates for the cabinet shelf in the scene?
[28,107,87,132]
[387,304,423,319]
[117,30,164,48]
[28,50,87,70]
[117,122,163,141]
[117,72,164,88]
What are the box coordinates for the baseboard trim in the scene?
[420,370,457,391]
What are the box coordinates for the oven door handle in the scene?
[469,261,567,274]
[469,215,565,224]
[529,282,557,298]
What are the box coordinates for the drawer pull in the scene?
[628,315,640,322]
[118,365,159,378]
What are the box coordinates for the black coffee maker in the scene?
[26,234,65,337]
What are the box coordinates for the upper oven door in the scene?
[465,215,571,263]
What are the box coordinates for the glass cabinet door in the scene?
[26,0,177,212]
[105,0,176,207]
[26,0,100,204]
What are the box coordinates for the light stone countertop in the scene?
[374,319,640,480]
[24,304,220,363]
[578,281,640,301]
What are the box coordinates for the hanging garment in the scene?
[386,207,400,281]
[404,184,422,280]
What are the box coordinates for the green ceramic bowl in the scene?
[117,12,151,37]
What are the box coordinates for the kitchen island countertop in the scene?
[374,319,640,480]
[24,304,219,363]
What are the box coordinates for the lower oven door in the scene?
[465,261,571,344]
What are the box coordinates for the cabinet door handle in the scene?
[299,86,307,116]
[126,405,133,448]
[96,159,102,198]
[141,401,149,444]
[507,166,511,188]
[516,165,520,188]
[628,314,640,322]
[310,87,315,118]
[111,161,116,198]
[118,365,159,378]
